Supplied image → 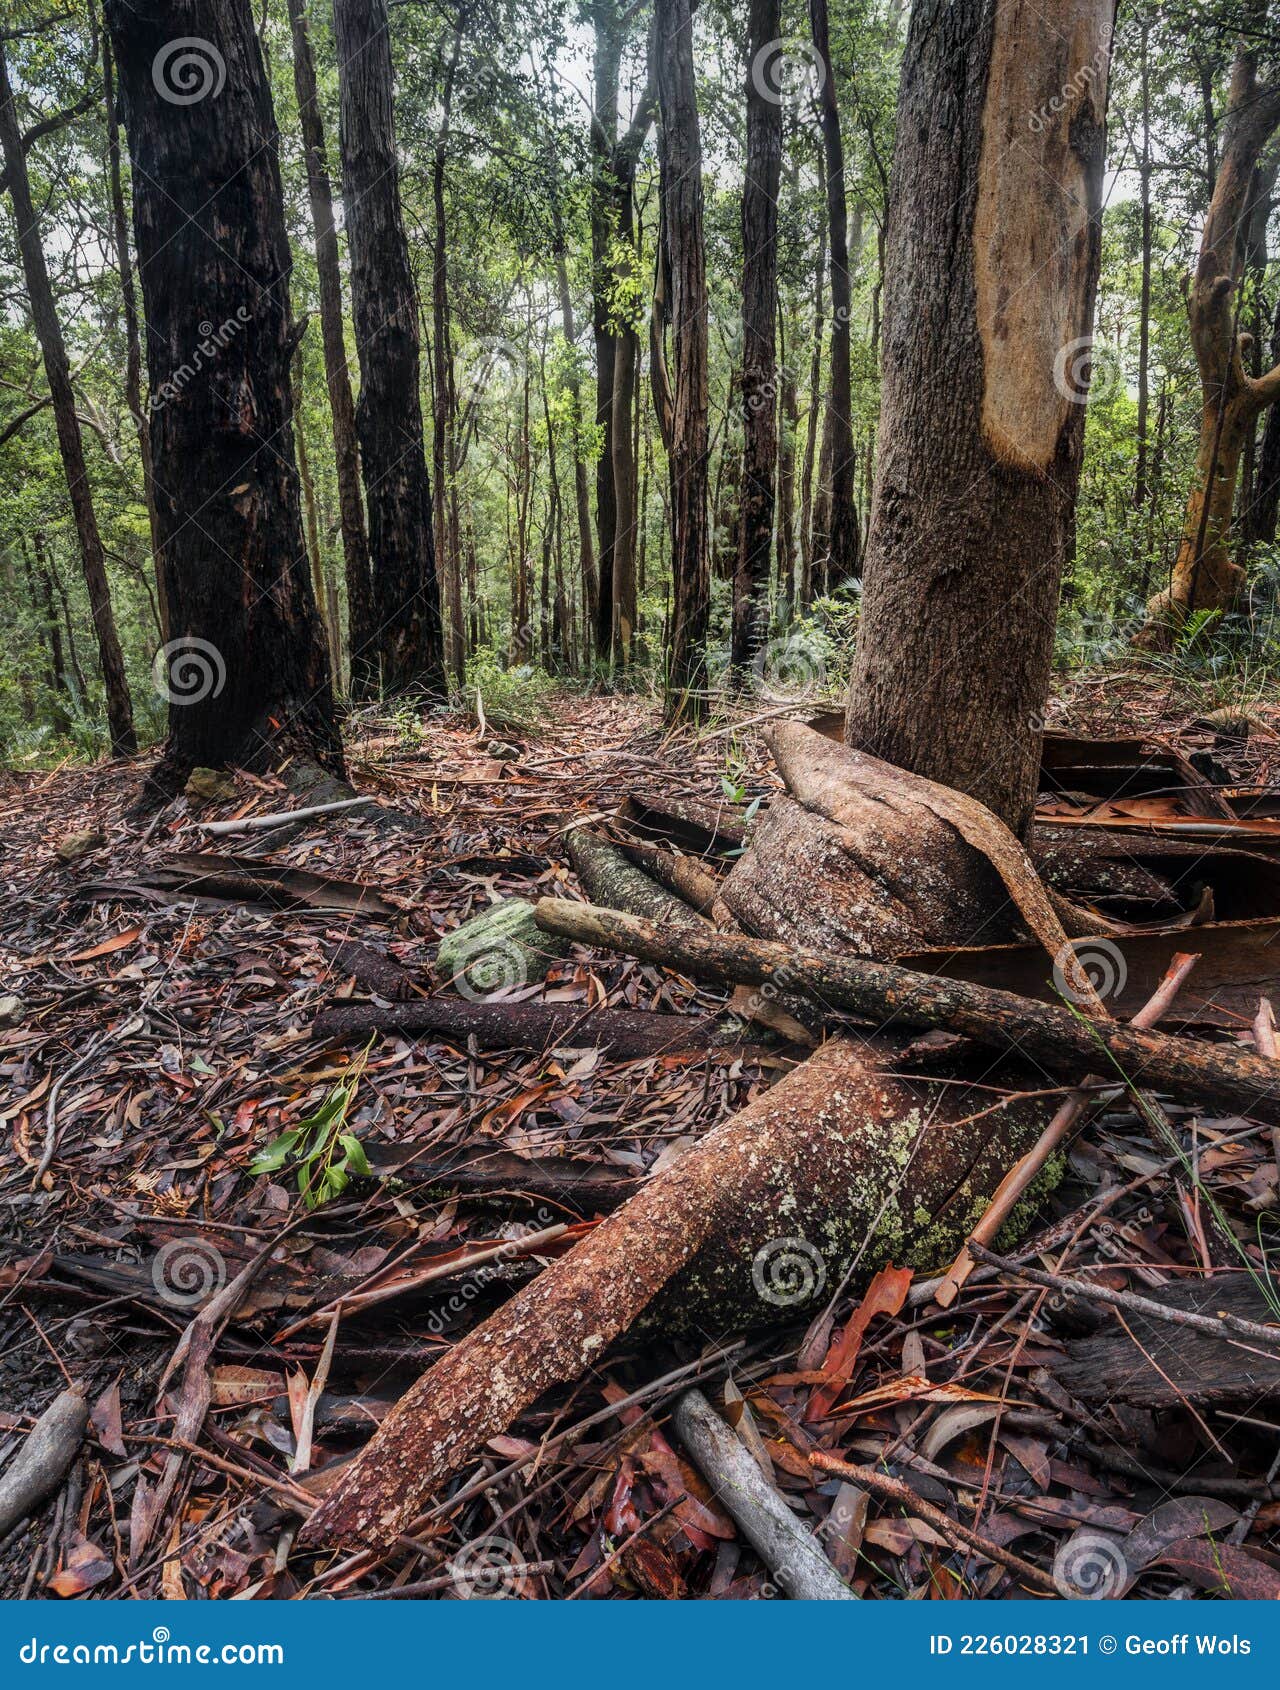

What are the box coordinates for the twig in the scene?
[932,950,1201,1307]
[967,1243,1280,1351]
[808,1451,1057,1594]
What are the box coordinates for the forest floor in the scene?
[4,673,1280,1600]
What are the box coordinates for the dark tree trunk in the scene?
[103,31,166,643]
[809,0,859,588]
[103,0,339,779]
[430,19,466,686]
[0,40,136,757]
[656,0,710,719]
[285,0,375,696]
[589,1,655,664]
[1133,20,1152,511]
[1250,293,1280,545]
[731,0,783,670]
[846,0,1115,837]
[799,149,826,607]
[333,0,445,696]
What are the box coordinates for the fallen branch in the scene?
[564,823,706,928]
[312,997,752,1057]
[197,796,375,835]
[0,1387,88,1537]
[808,1451,1057,1593]
[967,1244,1280,1352]
[533,900,1280,1124]
[672,1390,855,1599]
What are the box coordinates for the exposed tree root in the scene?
[299,1039,1050,1550]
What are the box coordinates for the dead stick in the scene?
[0,1386,88,1537]
[966,1243,1280,1351]
[534,900,1280,1124]
[673,1391,855,1600]
[933,950,1202,1308]
[808,1451,1057,1593]
[198,796,374,835]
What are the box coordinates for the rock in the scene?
[184,766,238,803]
[55,830,104,864]
[436,898,567,996]
[0,995,24,1028]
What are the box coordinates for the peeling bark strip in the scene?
[103,0,340,779]
[847,0,1115,837]
[974,0,1113,473]
[300,1041,1049,1551]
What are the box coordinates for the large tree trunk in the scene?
[846,0,1115,837]
[656,0,710,720]
[104,2,344,778]
[730,0,783,670]
[285,0,375,697]
[103,31,166,645]
[430,19,467,686]
[1139,49,1280,643]
[588,2,655,665]
[333,0,445,697]
[0,40,136,758]
[809,0,859,590]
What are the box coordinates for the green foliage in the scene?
[466,646,556,733]
[248,1045,375,1210]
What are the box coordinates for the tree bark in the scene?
[846,0,1114,836]
[285,0,374,696]
[333,0,445,696]
[809,0,859,589]
[103,30,166,644]
[1140,50,1280,641]
[103,0,340,780]
[0,39,136,757]
[656,0,710,720]
[731,0,783,670]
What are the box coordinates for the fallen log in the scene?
[312,997,749,1058]
[360,1143,642,1212]
[0,1386,88,1537]
[564,823,706,928]
[532,899,1280,1125]
[299,1040,1048,1550]
[616,837,722,917]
